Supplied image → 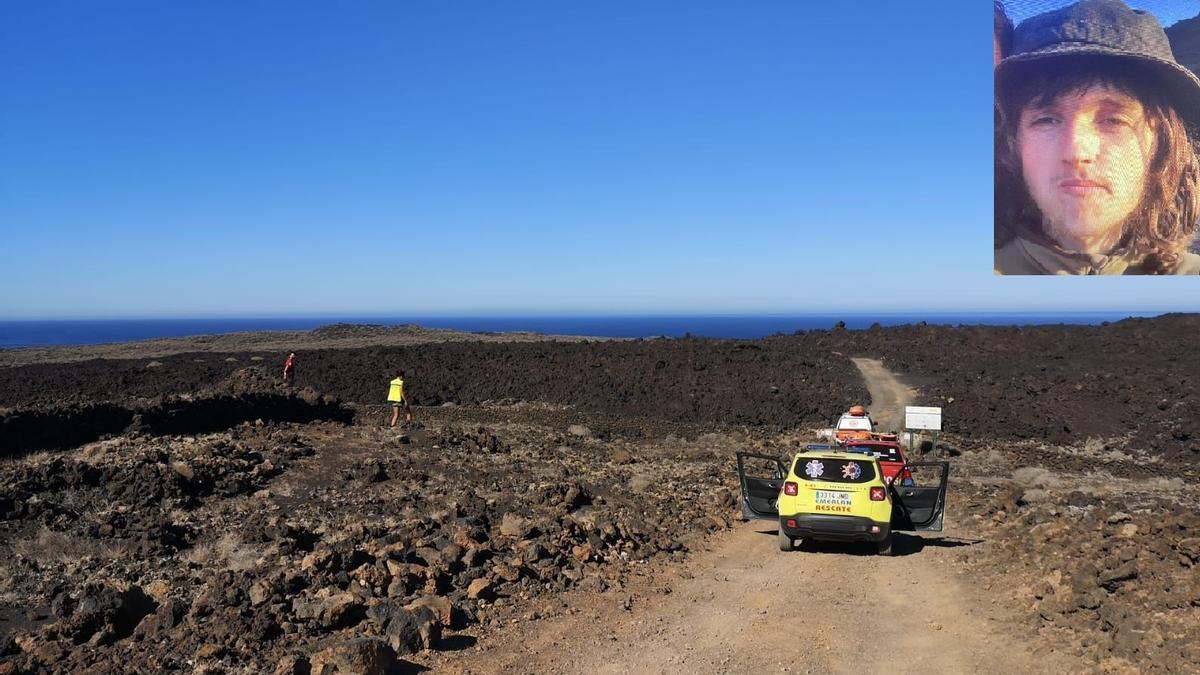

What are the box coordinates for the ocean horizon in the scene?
[0,312,1172,349]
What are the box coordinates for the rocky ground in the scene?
[948,441,1200,673]
[0,405,749,674]
[0,317,1198,673]
[4,315,1198,458]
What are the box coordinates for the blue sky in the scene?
[2,2,1199,319]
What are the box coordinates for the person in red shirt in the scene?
[282,353,296,387]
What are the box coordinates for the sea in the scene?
[0,312,1168,349]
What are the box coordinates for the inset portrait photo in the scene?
[994,0,1200,274]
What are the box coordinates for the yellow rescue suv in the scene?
[736,446,949,555]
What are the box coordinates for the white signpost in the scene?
[905,406,942,431]
[904,406,943,454]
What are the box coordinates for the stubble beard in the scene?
[1040,197,1134,255]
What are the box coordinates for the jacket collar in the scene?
[1011,230,1140,275]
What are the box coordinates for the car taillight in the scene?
[870,486,886,501]
[784,482,798,496]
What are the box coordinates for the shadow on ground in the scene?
[437,635,478,652]
[753,528,982,557]
[0,393,353,457]
[916,440,963,458]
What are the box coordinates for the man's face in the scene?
[1017,84,1156,252]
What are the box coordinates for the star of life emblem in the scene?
[804,460,824,478]
[842,462,862,480]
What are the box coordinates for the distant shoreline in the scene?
[0,323,609,369]
[0,311,1169,351]
[0,312,1187,369]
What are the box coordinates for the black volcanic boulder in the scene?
[366,601,439,654]
[293,590,366,631]
[309,637,397,674]
[57,583,156,646]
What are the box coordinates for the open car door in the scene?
[890,461,950,532]
[736,452,787,521]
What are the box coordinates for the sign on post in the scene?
[905,406,942,431]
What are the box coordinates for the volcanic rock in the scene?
[499,513,532,539]
[250,578,277,606]
[310,638,397,675]
[135,598,184,636]
[405,594,454,628]
[367,602,438,654]
[294,591,365,630]
[466,578,495,600]
[1176,538,1200,563]
[8,317,1200,672]
[273,655,310,675]
[58,583,156,646]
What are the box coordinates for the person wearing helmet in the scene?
[994,0,1200,274]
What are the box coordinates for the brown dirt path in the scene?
[436,360,1081,674]
[447,521,1084,674]
[850,356,916,432]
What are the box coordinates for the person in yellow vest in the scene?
[388,370,412,427]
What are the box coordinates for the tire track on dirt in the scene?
[448,511,1077,674]
[850,357,915,433]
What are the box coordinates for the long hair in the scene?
[996,56,1200,273]
[994,1,1013,60]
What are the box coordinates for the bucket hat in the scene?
[996,0,1200,128]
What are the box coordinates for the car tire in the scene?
[877,534,894,556]
[778,526,794,552]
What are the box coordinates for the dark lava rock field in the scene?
[0,409,750,673]
[4,314,1200,460]
[0,316,1198,673]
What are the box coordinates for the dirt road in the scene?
[443,359,1078,674]
[849,357,915,432]
[451,522,1084,674]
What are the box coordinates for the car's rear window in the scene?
[845,444,902,463]
[837,417,871,431]
[793,457,876,483]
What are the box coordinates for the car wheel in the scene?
[778,526,794,552]
[877,534,894,556]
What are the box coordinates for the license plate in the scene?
[814,490,852,506]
